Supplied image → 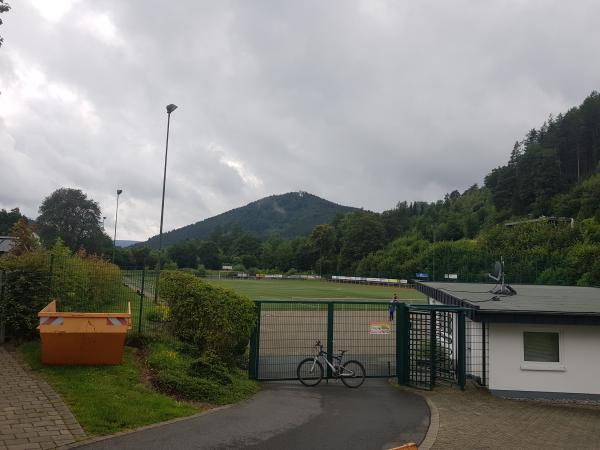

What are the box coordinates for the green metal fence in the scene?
[249,300,468,390]
[0,255,177,344]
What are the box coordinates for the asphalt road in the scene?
[76,379,429,450]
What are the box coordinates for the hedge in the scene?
[159,271,255,365]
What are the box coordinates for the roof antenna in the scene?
[488,257,517,296]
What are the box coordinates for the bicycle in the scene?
[297,340,366,388]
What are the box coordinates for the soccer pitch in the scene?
[203,278,426,302]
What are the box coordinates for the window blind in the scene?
[523,332,559,362]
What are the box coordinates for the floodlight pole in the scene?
[432,228,436,281]
[155,104,178,302]
[112,189,123,263]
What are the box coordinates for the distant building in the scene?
[417,282,600,400]
[0,236,16,255]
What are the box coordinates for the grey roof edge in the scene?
[415,281,600,317]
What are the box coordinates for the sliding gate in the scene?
[248,301,468,389]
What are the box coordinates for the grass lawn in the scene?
[19,342,198,435]
[203,278,426,302]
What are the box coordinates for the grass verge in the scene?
[19,341,198,435]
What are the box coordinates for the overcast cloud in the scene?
[1,0,599,240]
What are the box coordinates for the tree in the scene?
[0,1,10,47]
[337,212,386,273]
[36,188,111,255]
[167,240,198,268]
[9,218,39,255]
[0,207,23,234]
[197,241,221,269]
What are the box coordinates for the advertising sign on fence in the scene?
[369,321,392,335]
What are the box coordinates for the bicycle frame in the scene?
[309,349,354,377]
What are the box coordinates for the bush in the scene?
[146,305,170,323]
[0,251,51,340]
[146,342,258,403]
[159,271,255,366]
[47,240,122,312]
[188,350,232,385]
[0,244,125,341]
[153,371,224,402]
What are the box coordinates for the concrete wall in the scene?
[489,322,600,396]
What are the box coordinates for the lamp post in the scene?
[102,216,107,230]
[112,189,123,263]
[155,103,178,302]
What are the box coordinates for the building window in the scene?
[523,332,559,362]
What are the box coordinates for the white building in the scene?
[417,282,600,399]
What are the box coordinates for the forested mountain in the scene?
[114,92,600,286]
[485,91,600,218]
[144,192,359,248]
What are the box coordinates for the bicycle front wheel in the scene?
[340,360,366,388]
[297,358,324,387]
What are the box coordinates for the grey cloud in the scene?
[1,0,600,240]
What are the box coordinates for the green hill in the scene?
[144,192,359,248]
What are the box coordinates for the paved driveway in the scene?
[76,379,429,450]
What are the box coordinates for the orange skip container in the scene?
[38,300,131,365]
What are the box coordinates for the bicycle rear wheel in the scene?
[297,358,324,386]
[340,360,366,388]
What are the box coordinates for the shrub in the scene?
[0,251,51,340]
[146,342,258,403]
[188,350,232,385]
[0,244,125,341]
[146,305,170,323]
[47,240,122,312]
[153,371,224,402]
[159,271,255,365]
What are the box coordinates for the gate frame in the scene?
[404,304,470,390]
[248,300,470,390]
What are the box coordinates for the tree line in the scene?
[2,92,599,286]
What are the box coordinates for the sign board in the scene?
[222,265,233,270]
[400,279,408,284]
[415,272,429,279]
[369,321,391,335]
[444,273,458,280]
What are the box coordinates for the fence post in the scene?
[326,302,334,379]
[458,311,466,390]
[48,253,54,301]
[248,301,261,380]
[0,270,6,344]
[396,303,409,385]
[138,268,146,335]
[481,321,486,386]
[430,310,437,389]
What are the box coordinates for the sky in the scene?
[1,0,599,241]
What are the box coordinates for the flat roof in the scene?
[0,236,15,253]
[418,282,600,315]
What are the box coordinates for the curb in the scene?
[417,394,439,450]
[389,383,439,450]
[56,404,233,449]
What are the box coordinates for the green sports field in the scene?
[203,278,426,302]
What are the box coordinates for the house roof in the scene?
[417,282,600,316]
[0,236,15,253]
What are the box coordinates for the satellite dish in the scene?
[489,260,502,282]
[488,256,517,296]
